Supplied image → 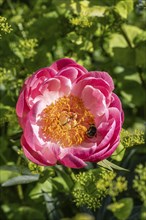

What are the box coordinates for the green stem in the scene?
[16,156,24,200]
[0,152,7,163]
[137,66,146,90]
[17,184,24,200]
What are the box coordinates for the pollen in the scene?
[39,95,95,147]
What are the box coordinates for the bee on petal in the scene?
[86,124,97,138]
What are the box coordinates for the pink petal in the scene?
[96,138,120,162]
[81,85,106,116]
[40,143,60,165]
[54,75,72,95]
[72,77,111,97]
[59,67,79,83]
[88,143,110,162]
[21,135,50,166]
[108,107,122,144]
[89,71,114,91]
[50,58,78,72]
[67,143,97,160]
[97,119,116,150]
[29,101,47,123]
[23,118,44,151]
[110,93,124,123]
[59,153,86,168]
[16,89,28,117]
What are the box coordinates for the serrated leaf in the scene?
[98,159,129,171]
[107,198,133,220]
[2,174,39,187]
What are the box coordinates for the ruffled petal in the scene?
[59,153,86,168]
[50,58,78,72]
[40,142,60,165]
[110,93,124,123]
[88,143,110,162]
[95,138,120,162]
[59,67,79,83]
[81,85,106,116]
[89,71,114,91]
[72,77,111,98]
[21,135,50,166]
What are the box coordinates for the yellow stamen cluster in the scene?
[39,95,95,147]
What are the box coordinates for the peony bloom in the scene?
[16,58,124,168]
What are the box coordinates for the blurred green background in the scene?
[0,0,146,220]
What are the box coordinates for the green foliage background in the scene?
[0,0,146,220]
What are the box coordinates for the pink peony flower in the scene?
[16,58,124,168]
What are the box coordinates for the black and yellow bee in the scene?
[86,124,97,138]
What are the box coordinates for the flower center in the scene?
[39,95,95,147]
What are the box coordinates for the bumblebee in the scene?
[86,124,97,138]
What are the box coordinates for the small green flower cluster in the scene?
[18,38,38,59]
[120,129,145,148]
[0,16,12,38]
[72,168,127,210]
[0,103,17,128]
[28,161,44,174]
[72,171,100,210]
[70,16,93,28]
[0,67,23,99]
[108,176,128,200]
[133,164,146,206]
[10,38,38,62]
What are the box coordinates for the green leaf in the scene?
[17,207,45,220]
[43,192,60,220]
[89,6,108,17]
[56,166,74,190]
[29,180,52,199]
[121,80,146,106]
[107,198,133,220]
[115,0,133,19]
[134,31,146,45]
[121,24,143,46]
[136,47,146,68]
[0,169,19,184]
[141,206,146,220]
[1,174,39,187]
[0,165,31,175]
[98,159,129,171]
[6,206,45,220]
[67,32,83,45]
[111,143,126,162]
[113,47,135,67]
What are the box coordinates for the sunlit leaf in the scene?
[107,198,133,220]
[115,0,133,19]
[98,159,129,171]
[111,143,126,162]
